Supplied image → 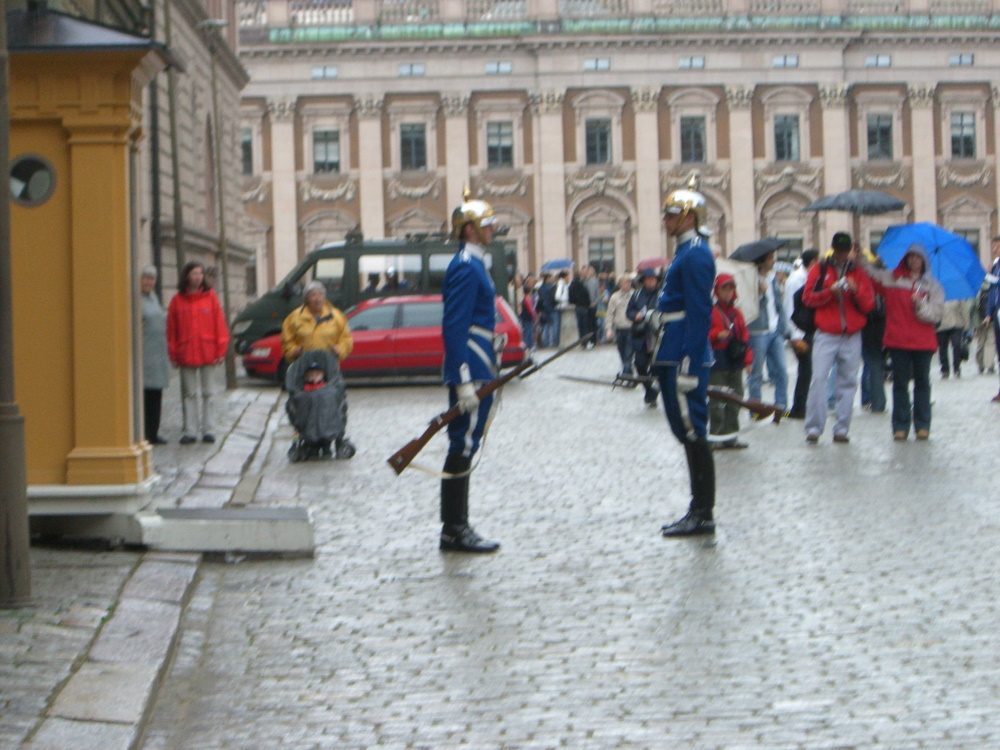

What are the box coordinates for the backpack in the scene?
[791,261,827,335]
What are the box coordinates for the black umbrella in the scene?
[802,189,905,216]
[729,237,787,263]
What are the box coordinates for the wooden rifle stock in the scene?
[613,375,782,423]
[387,334,592,475]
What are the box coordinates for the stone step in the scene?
[137,506,314,556]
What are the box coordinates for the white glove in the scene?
[677,374,698,393]
[456,382,479,414]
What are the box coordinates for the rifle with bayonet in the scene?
[387,334,593,475]
[604,373,783,423]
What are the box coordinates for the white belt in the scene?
[469,325,494,339]
[660,311,685,322]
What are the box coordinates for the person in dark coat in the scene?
[626,268,661,406]
[140,265,170,444]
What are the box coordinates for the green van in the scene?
[231,232,514,353]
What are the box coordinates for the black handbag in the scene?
[725,335,748,363]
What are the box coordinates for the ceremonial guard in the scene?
[655,177,719,537]
[438,191,502,553]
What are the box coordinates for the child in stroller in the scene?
[285,349,356,462]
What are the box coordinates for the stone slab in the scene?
[48,662,159,724]
[120,559,199,604]
[23,718,136,750]
[88,599,181,665]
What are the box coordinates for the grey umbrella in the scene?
[729,237,787,263]
[802,190,905,216]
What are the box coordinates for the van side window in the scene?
[358,254,422,296]
[312,258,345,301]
[428,253,450,292]
[348,304,397,331]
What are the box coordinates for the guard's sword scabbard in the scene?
[387,333,592,475]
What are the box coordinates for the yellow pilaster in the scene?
[10,51,162,488]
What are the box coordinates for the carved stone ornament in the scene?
[662,167,730,194]
[354,95,385,119]
[753,164,823,194]
[528,90,564,116]
[267,99,297,121]
[242,179,271,204]
[852,165,908,191]
[938,162,993,189]
[476,176,528,198]
[819,84,849,108]
[630,87,660,113]
[565,169,635,198]
[299,177,357,203]
[441,95,470,118]
[387,175,441,201]
[725,86,754,110]
[907,84,936,109]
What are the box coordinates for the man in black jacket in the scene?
[568,271,591,345]
[626,268,661,405]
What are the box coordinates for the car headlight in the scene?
[250,347,273,359]
[231,320,251,335]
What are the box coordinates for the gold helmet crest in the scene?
[451,185,496,242]
[663,173,710,236]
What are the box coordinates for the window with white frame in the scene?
[584,58,610,72]
[313,129,340,173]
[486,121,514,169]
[867,113,893,161]
[679,56,705,69]
[668,89,719,166]
[950,112,976,158]
[398,63,425,77]
[774,114,800,162]
[572,91,625,169]
[400,124,427,171]
[485,61,512,74]
[585,119,612,165]
[949,53,974,67]
[865,54,891,68]
[762,87,811,163]
[310,65,338,79]
[773,54,798,68]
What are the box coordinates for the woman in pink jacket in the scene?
[167,262,230,444]
[857,243,944,441]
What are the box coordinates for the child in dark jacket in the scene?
[708,273,753,449]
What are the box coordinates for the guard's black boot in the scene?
[662,441,715,537]
[439,454,499,553]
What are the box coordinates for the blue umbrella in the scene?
[540,259,574,272]
[876,222,985,301]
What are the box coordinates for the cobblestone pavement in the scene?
[139,347,1000,750]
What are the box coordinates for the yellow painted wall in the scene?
[9,50,161,487]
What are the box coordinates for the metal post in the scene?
[0,5,33,606]
[164,0,185,274]
[204,23,237,389]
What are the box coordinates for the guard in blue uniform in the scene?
[438,191,502,553]
[655,176,719,537]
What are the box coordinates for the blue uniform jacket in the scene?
[655,231,716,369]
[441,242,497,386]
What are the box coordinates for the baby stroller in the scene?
[285,349,356,462]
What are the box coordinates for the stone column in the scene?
[908,83,939,224]
[356,95,386,239]
[267,98,299,280]
[726,85,757,249]
[819,83,853,238]
[530,90,568,263]
[631,87,662,261]
[442,94,471,213]
[992,86,1000,244]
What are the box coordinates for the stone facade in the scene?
[237,0,1000,286]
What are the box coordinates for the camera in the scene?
[831,278,849,291]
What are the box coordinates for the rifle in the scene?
[612,374,783,423]
[387,334,592,475]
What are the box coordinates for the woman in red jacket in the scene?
[708,274,753,449]
[167,262,230,444]
[857,243,944,441]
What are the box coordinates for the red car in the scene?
[242,294,527,383]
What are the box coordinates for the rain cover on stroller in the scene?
[285,349,348,445]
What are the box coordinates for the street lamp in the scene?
[197,18,237,389]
